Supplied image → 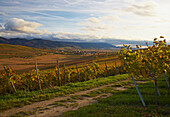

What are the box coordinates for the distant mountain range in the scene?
[0,37,117,49]
[51,38,154,47]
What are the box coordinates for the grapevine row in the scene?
[0,61,124,94]
[119,36,170,106]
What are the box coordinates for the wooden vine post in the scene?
[86,65,89,81]
[105,62,108,76]
[57,59,61,86]
[35,61,42,90]
[63,64,66,84]
[93,63,97,78]
[120,61,123,74]
[3,66,16,92]
[163,71,170,94]
[76,64,80,81]
[115,62,117,75]
[122,62,125,74]
[149,71,160,96]
[131,75,146,107]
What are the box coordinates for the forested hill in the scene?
[0,37,117,49]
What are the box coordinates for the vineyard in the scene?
[0,36,169,116]
[119,36,169,80]
[119,36,170,107]
[0,60,124,94]
[0,36,169,96]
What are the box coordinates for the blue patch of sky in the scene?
[38,10,90,19]
[38,20,81,32]
[0,1,14,7]
[0,9,84,32]
[0,16,7,24]
[16,11,53,20]
[0,19,3,23]
[5,10,90,22]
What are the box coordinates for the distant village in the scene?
[57,50,98,55]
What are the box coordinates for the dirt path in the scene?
[0,79,131,117]
[30,93,113,117]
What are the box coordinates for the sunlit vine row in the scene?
[119,36,169,82]
[0,61,124,94]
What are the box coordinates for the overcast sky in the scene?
[0,0,169,41]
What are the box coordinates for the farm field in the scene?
[0,43,52,59]
[0,43,120,73]
[0,54,85,72]
[0,53,120,73]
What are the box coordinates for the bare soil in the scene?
[0,54,93,73]
[0,54,120,74]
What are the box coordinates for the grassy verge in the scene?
[61,75,170,117]
[0,74,129,112]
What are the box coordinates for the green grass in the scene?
[0,74,129,112]
[10,111,36,117]
[61,74,170,117]
[82,86,116,97]
[48,101,69,108]
[70,95,84,100]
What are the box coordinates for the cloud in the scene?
[99,15,122,22]
[0,30,102,40]
[78,15,122,35]
[124,25,159,30]
[0,12,7,16]
[155,18,170,23]
[53,32,100,39]
[64,0,85,5]
[0,18,52,38]
[87,17,101,23]
[86,15,122,24]
[82,21,114,31]
[4,18,44,34]
[123,1,158,17]
[0,1,170,41]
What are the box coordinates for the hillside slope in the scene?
[0,37,116,49]
[0,43,51,59]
